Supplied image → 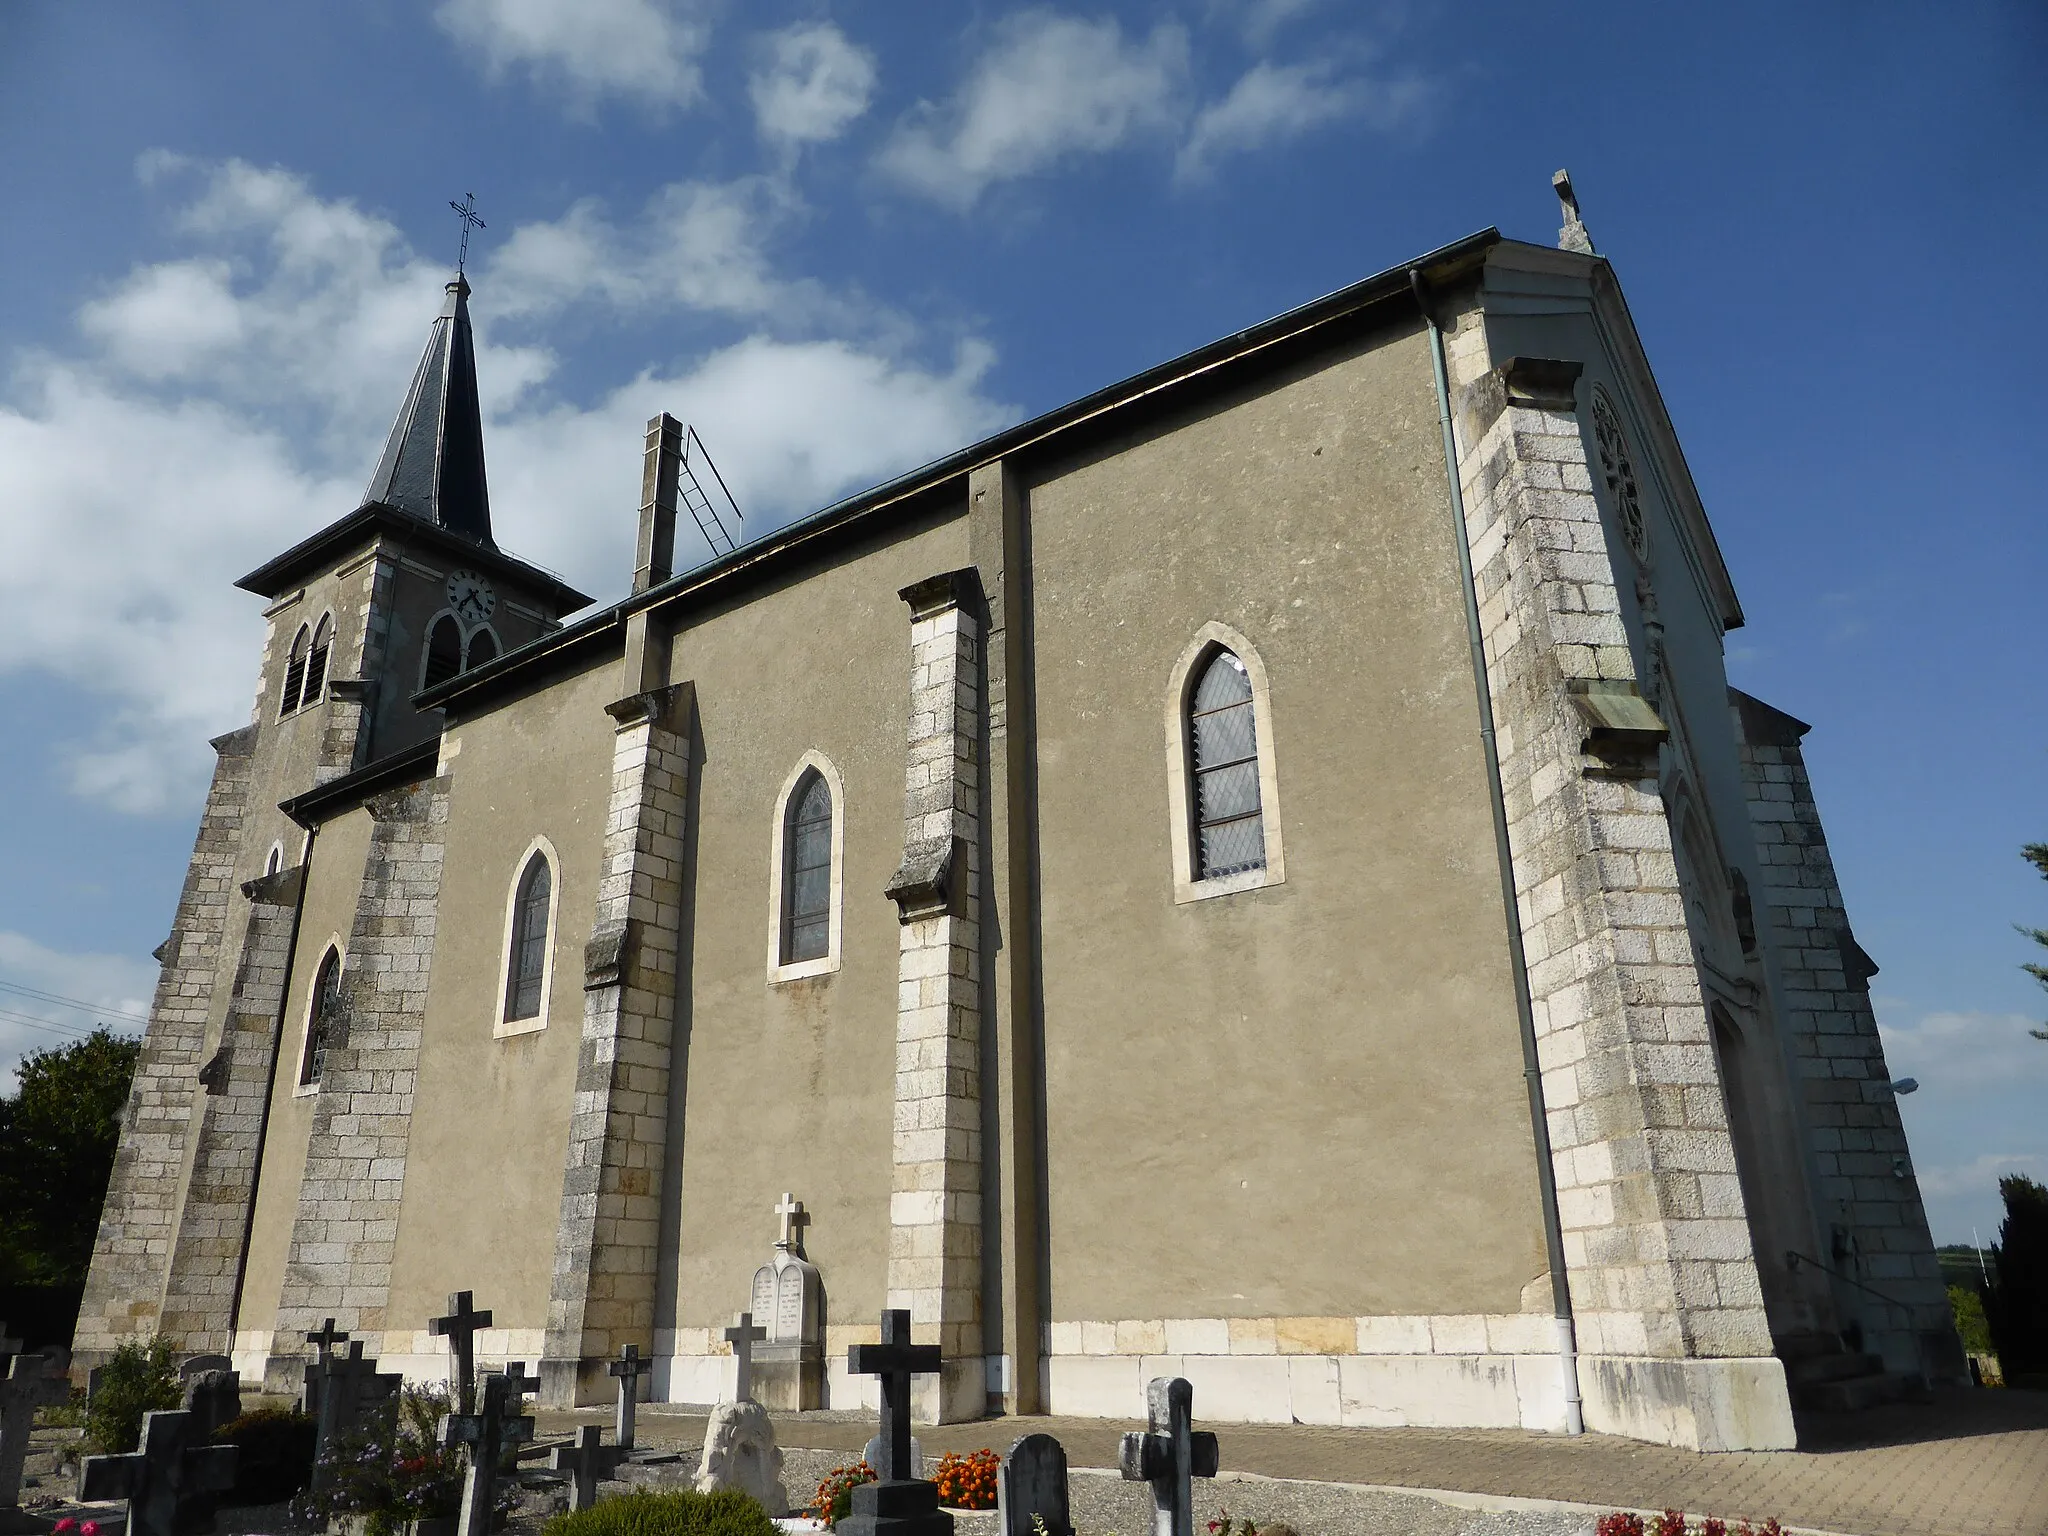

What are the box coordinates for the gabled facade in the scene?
[78,220,1957,1452]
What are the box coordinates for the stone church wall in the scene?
[1024,323,1558,1422]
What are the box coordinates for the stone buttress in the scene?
[1442,319,1794,1450]
[542,684,690,1405]
[884,570,988,1424]
[265,775,451,1390]
[1730,692,1957,1380]
[75,726,259,1368]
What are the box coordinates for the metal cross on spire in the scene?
[448,192,486,275]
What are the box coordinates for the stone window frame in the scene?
[1164,621,1286,904]
[494,835,561,1039]
[765,750,846,983]
[293,938,346,1097]
[463,622,502,671]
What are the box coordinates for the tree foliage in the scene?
[84,1334,181,1454]
[0,1028,141,1284]
[2024,843,2048,1041]
[1986,1173,2048,1380]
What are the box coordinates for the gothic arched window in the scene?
[423,614,463,690]
[303,614,333,708]
[781,770,833,964]
[280,624,311,717]
[464,627,499,671]
[1189,649,1266,880]
[504,852,553,1022]
[300,948,341,1087]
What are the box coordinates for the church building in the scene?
[76,185,1959,1452]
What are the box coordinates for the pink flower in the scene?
[82,1523,101,1536]
[54,1520,77,1533]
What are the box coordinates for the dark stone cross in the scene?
[608,1343,652,1450]
[838,1309,950,1536]
[2,1354,71,1511]
[440,1368,535,1536]
[307,1342,400,1495]
[547,1424,625,1514]
[1118,1378,1218,1536]
[305,1318,350,1365]
[429,1291,494,1415]
[724,1313,767,1404]
[79,1409,237,1536]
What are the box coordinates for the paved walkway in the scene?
[537,1387,2048,1536]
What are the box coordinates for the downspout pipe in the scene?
[1410,267,1584,1436]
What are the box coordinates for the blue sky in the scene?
[0,1,2041,1246]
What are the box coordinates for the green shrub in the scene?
[213,1406,318,1504]
[542,1488,780,1536]
[1950,1284,1994,1355]
[84,1336,181,1454]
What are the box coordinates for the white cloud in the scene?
[750,22,878,149]
[435,0,707,111]
[1177,61,1361,178]
[0,932,158,1092]
[879,11,1190,209]
[0,155,1014,816]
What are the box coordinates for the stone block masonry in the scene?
[1730,692,1958,1380]
[1441,317,1792,1450]
[157,869,301,1353]
[75,726,259,1371]
[885,570,987,1425]
[542,686,690,1407]
[266,776,450,1393]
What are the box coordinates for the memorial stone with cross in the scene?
[307,1342,401,1496]
[2,1353,71,1515]
[441,1365,536,1536]
[429,1291,493,1416]
[749,1193,823,1409]
[1118,1379,1219,1536]
[837,1309,950,1536]
[79,1410,237,1536]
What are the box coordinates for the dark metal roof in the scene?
[363,275,493,545]
[279,736,441,828]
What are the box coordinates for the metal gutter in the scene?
[278,736,441,829]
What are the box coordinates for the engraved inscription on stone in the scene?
[775,1266,802,1341]
[751,1266,776,1326]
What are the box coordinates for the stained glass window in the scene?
[1190,650,1266,879]
[302,949,341,1085]
[782,770,833,963]
[505,854,552,1020]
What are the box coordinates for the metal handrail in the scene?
[1785,1249,1917,1317]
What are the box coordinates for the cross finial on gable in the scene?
[1553,169,1596,255]
[775,1192,808,1251]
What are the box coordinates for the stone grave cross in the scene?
[848,1309,939,1485]
[608,1343,651,1449]
[725,1313,767,1404]
[1118,1378,1218,1536]
[306,1317,350,1365]
[775,1192,808,1251]
[2,1353,70,1513]
[429,1290,494,1415]
[309,1342,400,1495]
[548,1424,626,1514]
[79,1409,237,1536]
[441,1368,535,1536]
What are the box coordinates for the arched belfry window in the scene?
[303,614,333,708]
[280,624,311,717]
[299,947,342,1088]
[464,627,499,670]
[1164,622,1285,903]
[767,753,845,981]
[423,615,463,690]
[505,852,552,1022]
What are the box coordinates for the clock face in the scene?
[446,569,497,624]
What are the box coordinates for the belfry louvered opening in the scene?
[279,624,311,717]
[423,615,463,690]
[1189,648,1266,879]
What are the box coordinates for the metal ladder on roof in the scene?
[679,425,741,557]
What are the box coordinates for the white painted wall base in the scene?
[1577,1355,1795,1451]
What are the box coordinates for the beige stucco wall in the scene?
[663,517,967,1339]
[1026,323,1550,1322]
[381,664,619,1338]
[235,804,376,1338]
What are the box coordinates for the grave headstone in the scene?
[178,1365,242,1441]
[547,1424,625,1514]
[439,1368,534,1536]
[748,1194,823,1410]
[837,1309,948,1536]
[608,1344,651,1451]
[693,1401,786,1515]
[997,1434,1071,1536]
[307,1343,400,1496]
[429,1292,494,1417]
[2,1354,71,1513]
[1118,1379,1218,1536]
[861,1434,921,1481]
[79,1409,237,1536]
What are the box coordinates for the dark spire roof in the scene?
[362,275,493,545]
